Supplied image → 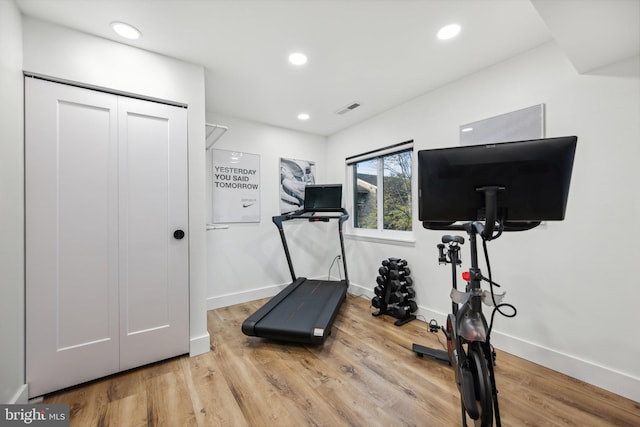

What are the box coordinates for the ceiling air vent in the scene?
[335,102,361,115]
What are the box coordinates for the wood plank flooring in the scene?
[43,295,640,426]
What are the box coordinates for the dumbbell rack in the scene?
[371,257,417,326]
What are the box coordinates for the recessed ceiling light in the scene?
[111,21,141,40]
[461,127,473,132]
[437,24,461,40]
[289,52,308,66]
[297,113,310,121]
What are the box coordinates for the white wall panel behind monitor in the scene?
[460,104,544,146]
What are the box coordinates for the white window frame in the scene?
[344,141,415,246]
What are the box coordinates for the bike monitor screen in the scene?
[418,136,577,224]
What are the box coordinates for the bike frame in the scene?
[450,222,501,427]
[415,187,507,427]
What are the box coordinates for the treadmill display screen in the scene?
[304,185,342,211]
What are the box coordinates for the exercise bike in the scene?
[413,188,518,427]
[414,136,577,426]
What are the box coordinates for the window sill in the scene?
[344,231,416,247]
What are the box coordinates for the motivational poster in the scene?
[212,149,260,223]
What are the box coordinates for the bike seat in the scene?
[442,235,464,244]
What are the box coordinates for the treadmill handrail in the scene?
[272,208,350,285]
[273,208,349,226]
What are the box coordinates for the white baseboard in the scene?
[207,283,287,310]
[189,333,211,357]
[348,282,375,299]
[490,330,640,403]
[417,304,640,403]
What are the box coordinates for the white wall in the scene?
[0,0,27,404]
[205,113,342,308]
[21,17,210,357]
[327,42,640,401]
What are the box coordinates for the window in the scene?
[349,142,413,234]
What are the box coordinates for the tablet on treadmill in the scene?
[304,184,342,212]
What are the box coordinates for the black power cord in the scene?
[481,235,517,338]
[327,255,342,280]
[428,319,448,351]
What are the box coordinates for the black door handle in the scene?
[173,229,185,240]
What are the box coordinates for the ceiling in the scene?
[15,0,640,136]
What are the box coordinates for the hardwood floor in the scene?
[43,295,640,426]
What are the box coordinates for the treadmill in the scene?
[242,184,349,344]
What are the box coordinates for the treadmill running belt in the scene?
[242,278,347,344]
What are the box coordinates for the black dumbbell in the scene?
[389,291,405,304]
[389,269,409,280]
[404,287,416,299]
[387,304,401,317]
[394,301,418,318]
[376,275,386,286]
[388,279,401,292]
[374,285,385,297]
[399,281,414,293]
[398,277,413,289]
[392,290,416,305]
[399,266,411,275]
[371,296,382,309]
[378,266,388,276]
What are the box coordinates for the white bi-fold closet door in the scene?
[25,77,189,398]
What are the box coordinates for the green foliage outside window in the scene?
[354,149,412,231]
[383,151,412,231]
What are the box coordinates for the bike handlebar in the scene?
[442,235,464,244]
[422,185,541,238]
[423,220,540,233]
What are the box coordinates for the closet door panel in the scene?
[25,78,119,398]
[118,97,189,370]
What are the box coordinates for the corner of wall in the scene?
[9,385,29,405]
[189,333,211,357]
[0,0,26,406]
